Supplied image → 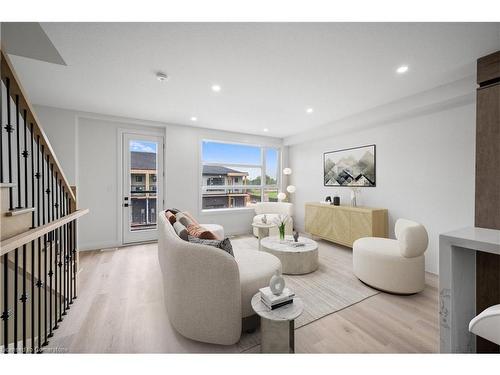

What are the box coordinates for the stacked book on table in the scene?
[259,287,295,310]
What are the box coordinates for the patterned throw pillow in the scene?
[188,236,234,257]
[165,211,176,225]
[183,211,199,225]
[175,212,194,227]
[173,221,188,241]
[186,224,218,240]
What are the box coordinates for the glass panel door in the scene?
[122,133,164,244]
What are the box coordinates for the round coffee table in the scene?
[260,235,319,275]
[251,293,304,353]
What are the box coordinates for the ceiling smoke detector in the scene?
[156,72,169,82]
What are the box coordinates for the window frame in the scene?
[199,139,282,213]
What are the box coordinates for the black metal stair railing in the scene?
[1,49,82,354]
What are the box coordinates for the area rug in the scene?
[231,236,380,352]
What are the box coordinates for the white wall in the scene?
[287,102,476,274]
[34,105,283,250]
[35,106,77,184]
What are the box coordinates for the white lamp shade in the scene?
[277,192,287,201]
[286,185,296,193]
[283,168,292,175]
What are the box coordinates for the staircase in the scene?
[1,48,88,353]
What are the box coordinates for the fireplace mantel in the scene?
[439,226,500,353]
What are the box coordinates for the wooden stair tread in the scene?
[5,207,36,216]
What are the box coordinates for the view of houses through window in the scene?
[201,140,280,210]
[129,140,158,231]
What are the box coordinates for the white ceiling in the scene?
[7,22,500,137]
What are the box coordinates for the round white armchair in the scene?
[353,218,428,294]
[252,202,293,237]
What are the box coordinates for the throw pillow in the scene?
[188,236,234,257]
[165,211,176,225]
[183,211,199,225]
[173,221,188,241]
[176,212,194,228]
[186,224,218,240]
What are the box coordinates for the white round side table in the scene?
[251,222,277,251]
[251,293,304,353]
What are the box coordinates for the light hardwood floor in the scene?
[47,235,438,353]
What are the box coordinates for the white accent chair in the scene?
[252,202,294,237]
[158,213,281,345]
[353,219,428,294]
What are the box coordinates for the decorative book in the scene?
[259,286,295,306]
[261,298,293,310]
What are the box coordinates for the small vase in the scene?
[262,214,267,224]
[350,191,357,207]
[279,225,285,240]
[269,270,285,295]
[293,231,299,242]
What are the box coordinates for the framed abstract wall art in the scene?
[323,144,376,187]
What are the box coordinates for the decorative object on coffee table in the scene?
[261,214,267,224]
[261,235,319,275]
[251,293,303,353]
[252,222,277,251]
[273,214,290,241]
[293,230,299,242]
[269,270,285,295]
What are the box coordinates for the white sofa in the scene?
[158,213,281,345]
[352,219,428,294]
[252,202,294,237]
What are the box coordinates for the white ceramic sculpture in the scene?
[269,270,285,295]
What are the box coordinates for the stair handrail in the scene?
[0,48,76,209]
[0,208,89,256]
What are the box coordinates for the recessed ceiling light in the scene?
[396,65,409,74]
[263,128,269,132]
[306,107,314,114]
[211,84,221,92]
[156,72,169,82]
[190,116,197,122]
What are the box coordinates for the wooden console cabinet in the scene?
[305,203,388,247]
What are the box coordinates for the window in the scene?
[207,177,224,186]
[201,140,281,210]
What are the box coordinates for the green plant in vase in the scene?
[273,214,290,241]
